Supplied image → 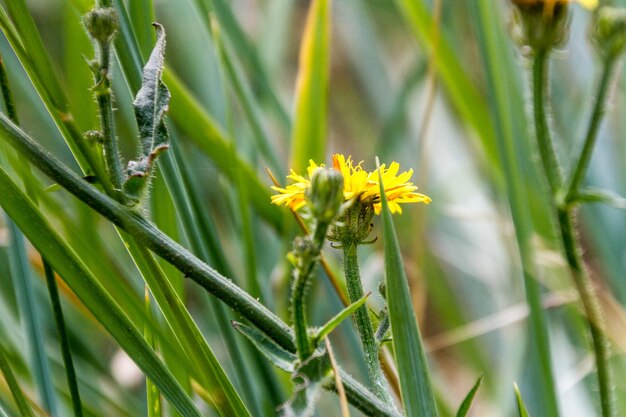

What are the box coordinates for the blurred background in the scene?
[1,0,626,416]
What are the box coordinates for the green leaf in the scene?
[124,23,170,201]
[313,292,370,346]
[377,160,438,417]
[0,345,35,417]
[233,321,296,373]
[573,187,626,208]
[456,374,483,417]
[289,0,330,173]
[514,384,532,417]
[0,165,203,417]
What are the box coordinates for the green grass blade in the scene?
[514,384,532,417]
[0,345,34,417]
[456,374,483,417]
[123,236,253,417]
[469,2,560,415]
[289,0,330,173]
[314,293,370,345]
[144,291,162,417]
[43,261,84,417]
[6,221,58,416]
[377,161,438,417]
[0,166,203,417]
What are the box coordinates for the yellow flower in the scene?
[271,154,431,215]
[512,0,597,8]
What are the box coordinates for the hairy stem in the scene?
[566,57,617,203]
[343,241,394,405]
[532,49,562,195]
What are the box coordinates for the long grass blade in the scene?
[376,159,438,417]
[456,374,483,417]
[289,0,330,173]
[0,345,34,417]
[0,166,203,417]
[6,220,57,416]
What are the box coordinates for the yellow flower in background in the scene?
[271,154,431,215]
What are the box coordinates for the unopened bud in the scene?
[83,7,119,43]
[511,0,570,52]
[306,168,344,224]
[592,7,626,58]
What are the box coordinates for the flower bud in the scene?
[592,7,626,59]
[306,168,344,224]
[83,7,119,43]
[511,0,570,52]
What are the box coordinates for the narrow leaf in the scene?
[289,0,330,173]
[0,166,202,417]
[7,221,57,415]
[279,351,331,417]
[377,159,438,417]
[314,292,370,345]
[574,188,626,208]
[456,374,483,417]
[514,384,532,417]
[233,321,296,373]
[0,345,35,417]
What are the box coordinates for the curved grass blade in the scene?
[456,374,483,417]
[289,0,330,173]
[0,345,34,417]
[376,159,438,417]
[6,221,57,416]
[0,166,202,417]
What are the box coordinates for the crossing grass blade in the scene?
[376,160,438,417]
[289,0,330,173]
[0,166,203,417]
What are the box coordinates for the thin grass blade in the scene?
[514,384,532,417]
[289,0,330,173]
[456,374,483,417]
[377,160,438,417]
[0,345,34,417]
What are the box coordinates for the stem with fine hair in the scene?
[532,48,562,195]
[566,56,617,203]
[343,241,394,405]
[532,49,615,417]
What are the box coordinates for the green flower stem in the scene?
[0,114,401,417]
[566,56,617,203]
[532,48,563,195]
[557,208,614,417]
[43,262,84,417]
[292,223,330,361]
[343,241,394,405]
[532,51,615,417]
[94,39,124,192]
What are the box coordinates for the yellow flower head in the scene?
[271,154,431,215]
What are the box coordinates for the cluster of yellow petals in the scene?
[271,154,431,215]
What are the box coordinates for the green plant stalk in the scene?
[94,38,124,192]
[292,222,330,361]
[144,290,162,417]
[566,57,617,203]
[532,51,615,417]
[343,242,394,405]
[532,49,563,195]
[43,262,84,417]
[0,113,400,417]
